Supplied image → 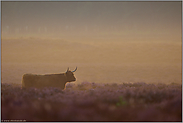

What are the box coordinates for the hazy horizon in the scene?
[2,1,181,41]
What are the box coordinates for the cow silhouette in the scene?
[22,67,77,89]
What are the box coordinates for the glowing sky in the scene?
[1,1,182,41]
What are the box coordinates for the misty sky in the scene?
[1,1,182,41]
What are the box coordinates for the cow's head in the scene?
[65,67,77,82]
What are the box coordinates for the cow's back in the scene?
[22,73,67,89]
[22,74,39,88]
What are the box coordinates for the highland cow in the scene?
[22,67,77,89]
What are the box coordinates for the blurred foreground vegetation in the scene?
[1,82,182,122]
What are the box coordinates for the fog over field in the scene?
[2,37,182,85]
[1,1,182,86]
[2,1,181,86]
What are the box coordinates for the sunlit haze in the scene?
[1,1,182,84]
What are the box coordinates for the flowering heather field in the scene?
[1,82,182,122]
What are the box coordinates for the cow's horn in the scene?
[72,67,77,72]
[66,67,69,72]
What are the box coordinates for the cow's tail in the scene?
[21,75,25,89]
[21,80,25,89]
